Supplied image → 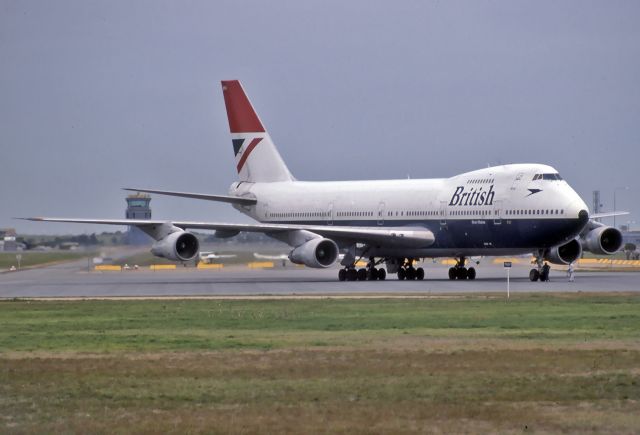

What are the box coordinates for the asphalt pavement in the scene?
[1,259,639,298]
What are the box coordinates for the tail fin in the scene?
[221,80,293,183]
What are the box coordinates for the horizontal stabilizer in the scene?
[123,188,256,205]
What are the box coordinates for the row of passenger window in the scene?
[451,210,493,216]
[270,211,375,219]
[388,210,439,217]
[270,208,565,220]
[506,209,564,216]
[270,211,329,218]
[337,211,374,217]
[466,178,495,184]
[271,210,443,219]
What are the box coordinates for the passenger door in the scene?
[377,202,385,226]
[510,172,525,191]
[440,201,447,226]
[493,200,503,225]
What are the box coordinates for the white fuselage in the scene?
[229,163,589,258]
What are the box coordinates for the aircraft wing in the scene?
[122,188,257,206]
[590,211,629,219]
[20,217,435,248]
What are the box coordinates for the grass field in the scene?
[0,251,93,270]
[1,294,639,433]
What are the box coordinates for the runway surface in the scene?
[1,259,639,298]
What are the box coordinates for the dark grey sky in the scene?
[1,0,639,234]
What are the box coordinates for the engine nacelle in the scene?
[288,238,339,268]
[545,239,582,265]
[581,226,623,255]
[150,231,200,262]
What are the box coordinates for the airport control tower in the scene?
[125,193,152,245]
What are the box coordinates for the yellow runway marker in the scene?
[197,263,224,269]
[492,257,522,264]
[247,261,274,269]
[577,259,599,264]
[150,264,176,271]
[94,265,122,272]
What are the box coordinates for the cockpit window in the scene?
[543,173,563,180]
[533,173,563,181]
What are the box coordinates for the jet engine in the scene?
[545,239,582,265]
[150,230,200,262]
[288,238,339,268]
[581,226,623,255]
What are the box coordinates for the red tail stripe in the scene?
[222,80,265,133]
[236,137,263,173]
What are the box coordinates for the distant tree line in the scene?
[18,231,128,249]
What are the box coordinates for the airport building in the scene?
[125,193,152,245]
[0,228,17,251]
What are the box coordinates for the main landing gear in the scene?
[397,259,425,281]
[448,257,476,280]
[337,256,426,282]
[338,257,386,281]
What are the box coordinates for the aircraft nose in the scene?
[567,195,590,230]
[562,200,590,239]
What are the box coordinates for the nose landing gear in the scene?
[448,257,476,280]
[529,268,540,282]
[529,251,550,282]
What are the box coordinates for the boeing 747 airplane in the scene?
[23,80,624,281]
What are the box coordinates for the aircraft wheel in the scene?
[529,269,540,282]
[347,268,358,281]
[416,267,425,280]
[406,267,416,280]
[467,267,476,280]
[338,269,346,282]
[457,267,468,280]
[367,268,378,280]
[448,267,456,280]
[378,268,386,280]
[397,268,406,280]
[357,268,367,281]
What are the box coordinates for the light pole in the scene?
[613,186,629,229]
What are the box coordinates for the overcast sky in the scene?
[1,0,639,235]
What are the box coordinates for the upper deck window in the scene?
[533,173,563,181]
